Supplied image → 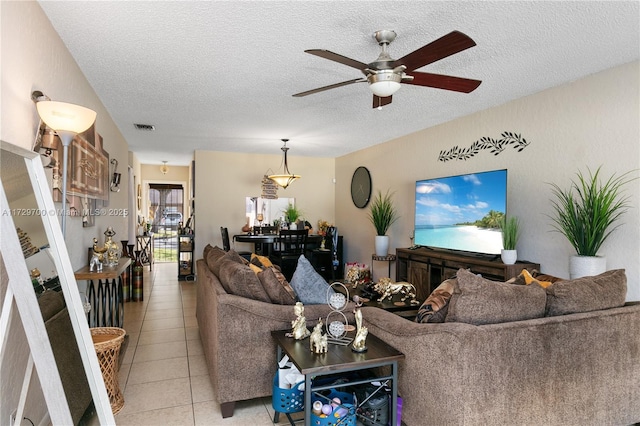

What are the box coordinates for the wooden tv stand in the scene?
[396,247,540,302]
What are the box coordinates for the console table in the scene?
[396,247,540,302]
[271,329,404,426]
[75,258,131,328]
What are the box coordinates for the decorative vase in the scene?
[569,255,606,279]
[127,244,135,300]
[375,235,389,257]
[132,250,144,302]
[121,241,131,302]
[104,227,119,266]
[501,249,517,265]
[242,217,251,233]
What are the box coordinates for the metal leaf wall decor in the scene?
[438,132,530,162]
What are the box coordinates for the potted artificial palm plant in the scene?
[548,166,636,278]
[283,203,302,229]
[499,216,520,264]
[368,190,399,256]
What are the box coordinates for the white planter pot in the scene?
[289,222,297,230]
[375,235,389,257]
[569,255,606,279]
[501,249,517,265]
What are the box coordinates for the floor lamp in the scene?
[35,98,96,237]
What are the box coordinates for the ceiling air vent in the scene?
[133,123,155,131]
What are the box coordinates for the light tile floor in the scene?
[108,262,285,425]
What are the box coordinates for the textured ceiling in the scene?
[39,1,639,165]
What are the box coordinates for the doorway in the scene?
[148,184,184,262]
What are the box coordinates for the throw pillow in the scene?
[226,249,249,265]
[249,263,262,275]
[251,253,274,268]
[289,255,335,305]
[416,278,457,323]
[217,259,271,303]
[518,269,553,289]
[205,245,227,276]
[545,269,626,316]
[203,243,213,260]
[258,266,297,305]
[445,268,547,325]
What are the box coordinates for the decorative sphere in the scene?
[329,292,346,310]
[328,321,345,338]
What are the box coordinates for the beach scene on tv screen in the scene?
[415,170,507,254]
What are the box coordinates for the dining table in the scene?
[233,233,280,256]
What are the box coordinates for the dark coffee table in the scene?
[271,329,404,426]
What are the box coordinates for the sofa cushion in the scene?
[251,253,274,268]
[445,268,547,325]
[211,249,248,279]
[226,249,249,265]
[218,259,271,303]
[205,245,227,276]
[258,266,297,305]
[545,269,626,316]
[416,278,456,323]
[289,255,334,305]
[203,243,213,260]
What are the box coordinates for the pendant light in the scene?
[268,139,301,189]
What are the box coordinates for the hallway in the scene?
[110,262,281,425]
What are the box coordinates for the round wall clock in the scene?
[351,166,372,208]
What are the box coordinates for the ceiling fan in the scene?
[293,30,482,109]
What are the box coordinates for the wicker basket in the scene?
[91,327,126,414]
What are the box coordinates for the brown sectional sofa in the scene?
[363,268,640,426]
[196,247,352,418]
[196,246,640,424]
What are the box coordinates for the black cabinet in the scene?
[396,247,540,302]
[306,235,344,281]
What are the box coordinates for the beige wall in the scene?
[194,150,335,256]
[1,1,134,268]
[336,61,640,301]
[0,2,134,421]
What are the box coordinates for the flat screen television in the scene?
[414,169,507,255]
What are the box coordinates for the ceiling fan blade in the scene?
[292,78,365,97]
[393,31,476,72]
[305,49,369,70]
[372,95,393,109]
[405,71,481,93]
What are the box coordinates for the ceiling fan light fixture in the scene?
[368,70,402,97]
[268,139,301,189]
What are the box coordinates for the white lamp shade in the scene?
[36,101,96,135]
[368,70,402,97]
[268,174,300,189]
[369,81,401,97]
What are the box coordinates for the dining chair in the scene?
[220,227,252,260]
[270,229,308,280]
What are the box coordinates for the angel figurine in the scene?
[352,308,368,352]
[287,302,311,340]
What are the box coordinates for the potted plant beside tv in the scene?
[368,190,399,256]
[548,166,636,278]
[499,216,520,265]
